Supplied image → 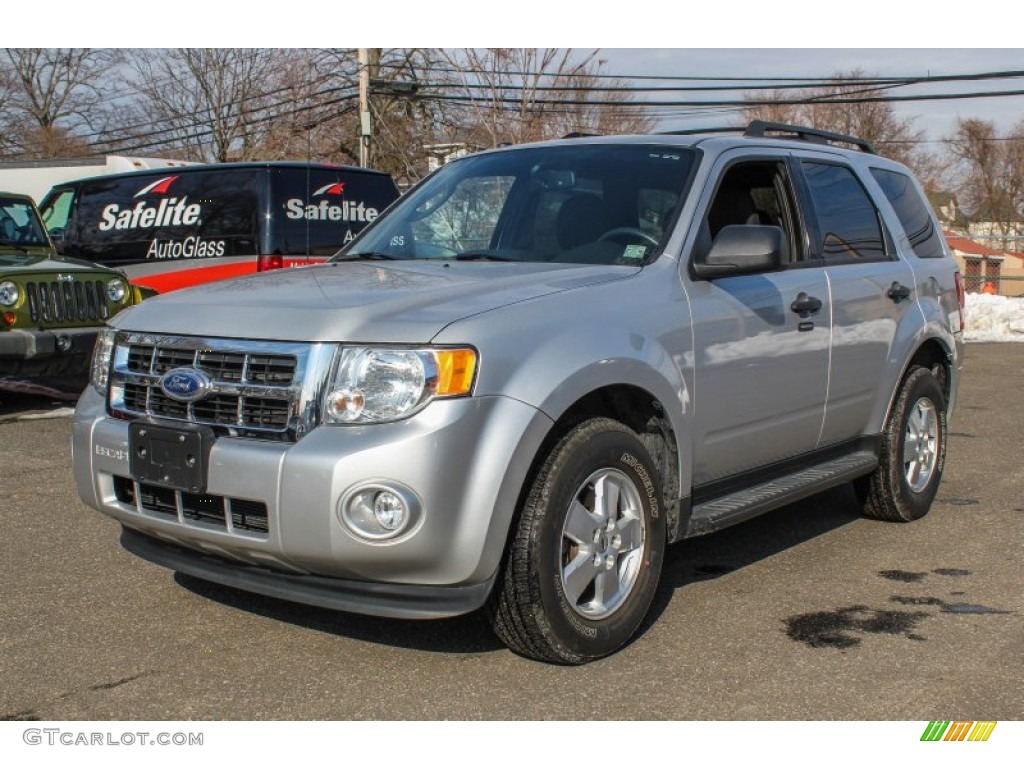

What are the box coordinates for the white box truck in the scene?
[0,156,199,203]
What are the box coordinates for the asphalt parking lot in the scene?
[1,344,1021,721]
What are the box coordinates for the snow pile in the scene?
[964,292,1024,342]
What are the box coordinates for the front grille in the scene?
[26,278,109,326]
[113,475,270,536]
[154,347,196,373]
[138,484,177,518]
[108,334,323,440]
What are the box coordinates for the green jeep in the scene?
[1,191,147,389]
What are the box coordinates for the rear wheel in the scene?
[488,418,666,664]
[856,366,947,522]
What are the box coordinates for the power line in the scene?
[84,77,343,141]
[421,86,1024,109]
[90,85,357,151]
[411,69,1024,94]
[102,92,359,155]
[396,63,1024,85]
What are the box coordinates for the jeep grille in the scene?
[25,279,110,326]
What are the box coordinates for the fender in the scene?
[433,265,695,543]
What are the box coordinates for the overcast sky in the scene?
[596,49,1024,140]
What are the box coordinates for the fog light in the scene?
[339,483,420,541]
[373,491,406,531]
[56,334,72,352]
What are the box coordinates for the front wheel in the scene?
[488,418,666,664]
[856,366,948,522]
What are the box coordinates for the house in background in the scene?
[929,191,970,235]
[944,231,1024,296]
[964,199,1024,254]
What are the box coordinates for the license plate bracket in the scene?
[129,421,215,493]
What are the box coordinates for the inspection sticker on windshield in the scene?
[622,245,647,260]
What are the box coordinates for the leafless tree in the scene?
[437,48,651,150]
[742,70,930,174]
[254,49,360,164]
[946,117,1024,246]
[127,48,294,162]
[545,68,654,139]
[362,48,462,186]
[1,48,122,158]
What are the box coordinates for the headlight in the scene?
[0,280,19,307]
[106,278,127,303]
[90,328,116,394]
[323,346,477,424]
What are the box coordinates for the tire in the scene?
[488,417,666,664]
[856,366,947,522]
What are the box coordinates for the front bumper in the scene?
[73,387,553,618]
[0,326,98,361]
[0,325,97,372]
[121,527,497,618]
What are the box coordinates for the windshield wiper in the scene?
[453,252,516,262]
[332,251,405,262]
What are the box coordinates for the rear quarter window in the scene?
[272,169,400,256]
[870,168,945,259]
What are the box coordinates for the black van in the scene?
[38,162,400,293]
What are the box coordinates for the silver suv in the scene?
[73,122,964,664]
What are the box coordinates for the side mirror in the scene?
[693,224,785,279]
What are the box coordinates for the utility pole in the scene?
[358,48,371,167]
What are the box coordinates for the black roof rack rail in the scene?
[658,126,745,136]
[562,131,601,139]
[744,120,877,154]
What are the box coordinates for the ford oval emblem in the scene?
[159,367,211,402]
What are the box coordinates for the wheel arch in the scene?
[881,336,955,433]
[532,382,688,543]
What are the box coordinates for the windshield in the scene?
[340,144,696,265]
[0,197,50,249]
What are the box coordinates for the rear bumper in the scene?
[120,527,496,619]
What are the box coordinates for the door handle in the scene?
[887,282,912,303]
[790,292,823,317]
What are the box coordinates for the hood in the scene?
[0,251,119,275]
[112,260,641,343]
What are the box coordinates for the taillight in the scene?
[954,271,966,332]
[257,255,284,272]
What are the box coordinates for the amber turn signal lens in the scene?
[2,311,16,326]
[434,348,477,396]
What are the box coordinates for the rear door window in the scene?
[800,161,887,263]
[74,170,262,267]
[271,168,400,256]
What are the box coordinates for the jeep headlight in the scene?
[0,280,19,307]
[90,328,116,393]
[324,346,477,424]
[106,278,127,303]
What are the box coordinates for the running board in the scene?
[685,451,878,537]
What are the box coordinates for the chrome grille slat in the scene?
[108,333,326,441]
